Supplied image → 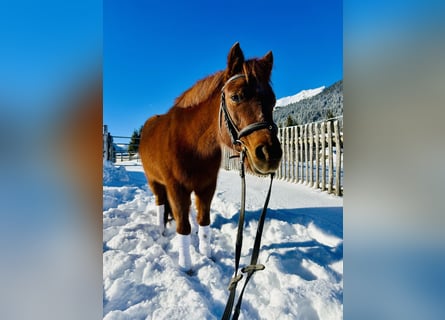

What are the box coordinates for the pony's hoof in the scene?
[178,264,194,275]
[199,245,212,258]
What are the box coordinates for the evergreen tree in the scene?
[325,109,335,120]
[128,126,142,155]
[286,115,297,127]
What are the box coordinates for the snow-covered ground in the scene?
[103,160,343,319]
[275,86,325,108]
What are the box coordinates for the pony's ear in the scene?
[262,50,273,76]
[227,42,245,77]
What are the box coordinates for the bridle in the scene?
[219,74,278,147]
[219,73,278,320]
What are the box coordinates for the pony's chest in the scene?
[171,150,220,184]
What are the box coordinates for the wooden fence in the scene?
[103,125,140,164]
[221,118,343,196]
[105,118,344,195]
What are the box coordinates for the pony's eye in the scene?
[230,94,242,103]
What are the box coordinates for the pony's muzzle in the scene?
[250,141,282,174]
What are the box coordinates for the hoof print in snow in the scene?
[184,269,195,276]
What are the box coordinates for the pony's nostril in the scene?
[255,145,282,162]
[274,145,283,160]
[255,145,267,161]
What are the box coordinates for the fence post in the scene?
[304,124,309,184]
[334,120,342,196]
[327,121,334,194]
[320,122,326,191]
[103,125,108,161]
[280,127,285,180]
[314,122,320,189]
[282,127,286,180]
[285,127,290,181]
[294,126,299,183]
[308,123,313,187]
[103,125,114,162]
[277,128,282,179]
[221,147,226,170]
[290,127,295,182]
[279,127,284,180]
[299,125,304,183]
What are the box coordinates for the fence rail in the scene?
[103,125,141,164]
[221,118,343,196]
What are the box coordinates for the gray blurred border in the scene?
[345,1,445,318]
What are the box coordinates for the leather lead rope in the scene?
[222,149,275,320]
[221,150,246,320]
[232,172,274,320]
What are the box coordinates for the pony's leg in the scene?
[198,225,212,258]
[167,183,192,271]
[156,205,165,235]
[195,184,216,258]
[176,233,192,272]
[189,194,199,234]
[149,180,168,235]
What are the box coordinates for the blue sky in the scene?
[104,0,342,136]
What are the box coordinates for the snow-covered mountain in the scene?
[273,80,343,126]
[275,86,325,108]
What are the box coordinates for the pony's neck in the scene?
[193,91,227,157]
[173,71,233,158]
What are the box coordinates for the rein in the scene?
[221,149,275,320]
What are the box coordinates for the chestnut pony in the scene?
[139,43,282,271]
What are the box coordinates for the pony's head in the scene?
[220,43,282,175]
